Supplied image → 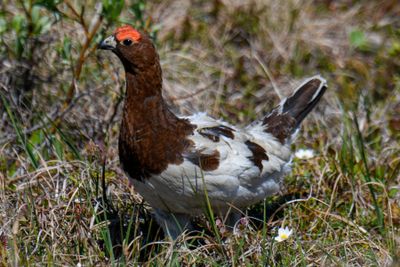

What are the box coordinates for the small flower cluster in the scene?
[295,148,315,159]
[274,226,293,242]
[214,217,293,243]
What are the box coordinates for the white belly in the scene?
[129,161,287,215]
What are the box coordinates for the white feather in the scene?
[131,113,293,215]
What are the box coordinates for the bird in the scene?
[98,25,327,239]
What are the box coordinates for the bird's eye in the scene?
[122,39,133,46]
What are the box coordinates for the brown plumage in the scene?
[262,78,327,144]
[185,149,221,171]
[101,27,196,181]
[98,25,327,239]
[244,141,269,171]
[198,125,236,142]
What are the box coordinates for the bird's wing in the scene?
[155,113,291,210]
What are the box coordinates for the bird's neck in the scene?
[124,63,163,104]
[122,65,190,134]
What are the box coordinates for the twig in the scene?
[62,3,103,111]
[0,86,105,144]
[65,0,88,34]
[251,49,283,100]
[167,81,214,102]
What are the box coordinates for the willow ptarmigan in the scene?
[99,25,327,238]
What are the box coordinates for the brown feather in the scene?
[245,141,269,171]
[198,125,235,142]
[185,149,220,171]
[263,78,327,144]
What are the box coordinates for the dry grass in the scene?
[0,0,399,265]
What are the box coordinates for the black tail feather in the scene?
[262,76,327,143]
[282,75,327,128]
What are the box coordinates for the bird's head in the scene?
[98,25,158,71]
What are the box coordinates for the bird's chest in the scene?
[118,122,193,181]
[118,126,164,180]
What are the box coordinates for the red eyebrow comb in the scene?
[114,25,141,42]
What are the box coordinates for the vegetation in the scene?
[0,0,399,265]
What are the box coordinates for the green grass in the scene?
[1,0,399,266]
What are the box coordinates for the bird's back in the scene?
[131,113,289,215]
[131,76,327,214]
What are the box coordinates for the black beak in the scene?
[98,35,116,50]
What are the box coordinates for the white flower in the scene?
[295,148,315,159]
[274,227,293,242]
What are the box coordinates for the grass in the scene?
[1,0,399,265]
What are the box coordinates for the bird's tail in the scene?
[260,76,327,143]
